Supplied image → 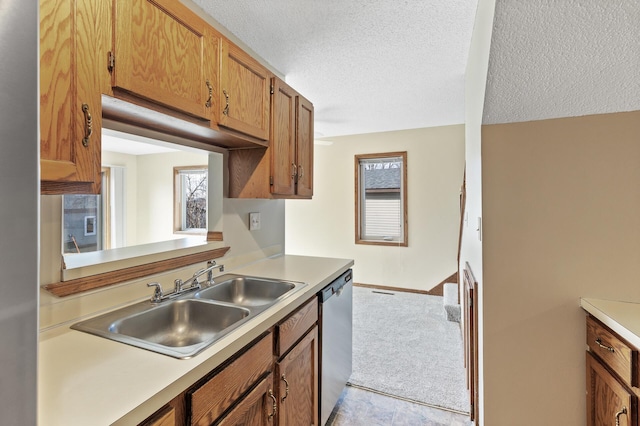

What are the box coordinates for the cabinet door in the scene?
[140,405,176,426]
[586,351,635,426]
[40,0,106,194]
[270,78,297,196]
[277,327,318,426]
[113,0,215,120]
[216,373,276,426]
[219,40,271,140]
[295,95,314,198]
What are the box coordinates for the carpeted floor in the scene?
[349,286,469,413]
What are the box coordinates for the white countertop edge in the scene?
[39,255,354,426]
[580,297,640,350]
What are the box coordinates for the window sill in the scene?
[45,239,230,297]
[355,239,408,247]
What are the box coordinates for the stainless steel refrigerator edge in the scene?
[318,269,353,425]
[0,1,40,425]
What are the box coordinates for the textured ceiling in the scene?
[191,0,478,138]
[484,0,640,125]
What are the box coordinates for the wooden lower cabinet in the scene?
[585,315,639,426]
[188,333,273,426]
[586,351,635,426]
[276,327,319,426]
[216,373,276,426]
[138,297,320,426]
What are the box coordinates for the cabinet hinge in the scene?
[107,51,115,73]
[269,176,274,185]
[270,85,274,95]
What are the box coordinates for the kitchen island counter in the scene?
[39,254,353,426]
[581,297,640,350]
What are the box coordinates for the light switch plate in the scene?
[249,212,261,231]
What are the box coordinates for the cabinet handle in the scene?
[81,104,92,147]
[298,165,304,181]
[595,337,615,353]
[291,163,297,180]
[205,80,213,108]
[222,89,230,116]
[268,389,277,420]
[281,375,289,402]
[615,406,627,426]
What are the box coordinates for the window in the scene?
[62,169,111,254]
[355,152,407,246]
[174,166,208,233]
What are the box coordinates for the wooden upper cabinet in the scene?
[227,77,314,199]
[112,0,218,121]
[270,78,297,196]
[296,95,314,198]
[270,78,314,198]
[40,0,109,194]
[219,40,271,140]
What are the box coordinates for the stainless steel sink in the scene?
[194,275,297,307]
[109,300,249,347]
[71,274,306,359]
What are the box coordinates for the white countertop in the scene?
[581,297,640,350]
[39,255,353,426]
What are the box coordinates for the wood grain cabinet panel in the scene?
[228,77,315,199]
[587,316,637,387]
[270,78,314,198]
[40,0,109,194]
[219,39,271,140]
[270,79,297,196]
[295,95,314,198]
[276,297,318,356]
[216,373,276,426]
[276,327,319,426]
[112,0,218,121]
[586,351,635,426]
[188,333,273,426]
[140,405,176,426]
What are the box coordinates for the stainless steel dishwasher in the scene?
[318,269,353,425]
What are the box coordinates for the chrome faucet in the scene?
[147,282,164,303]
[204,260,225,286]
[146,260,225,303]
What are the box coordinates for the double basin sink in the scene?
[71,274,306,359]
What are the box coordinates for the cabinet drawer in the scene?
[587,316,637,387]
[277,297,318,357]
[188,332,273,426]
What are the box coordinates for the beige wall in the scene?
[481,110,640,425]
[136,151,209,244]
[285,126,464,291]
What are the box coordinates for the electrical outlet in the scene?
[249,212,261,231]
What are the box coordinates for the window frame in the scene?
[354,151,408,247]
[173,165,208,235]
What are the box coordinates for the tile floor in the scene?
[326,385,473,426]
